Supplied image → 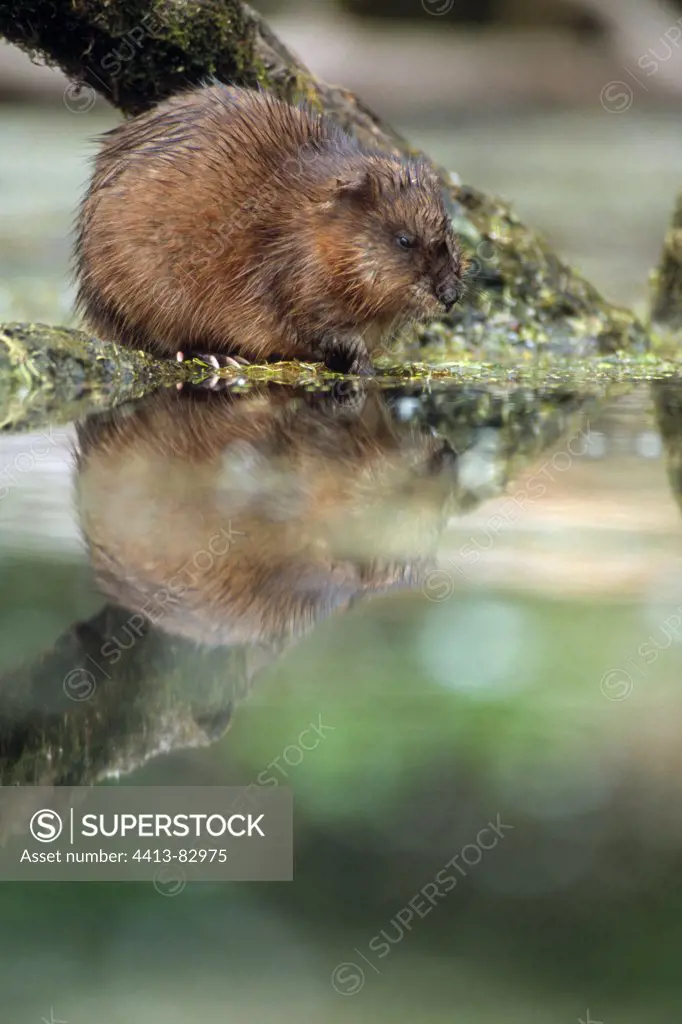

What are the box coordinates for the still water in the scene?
[3,107,682,1023]
[2,377,682,1023]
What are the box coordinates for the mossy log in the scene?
[0,0,651,412]
[652,192,682,334]
[0,322,195,432]
[0,321,676,438]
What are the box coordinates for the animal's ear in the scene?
[334,169,379,205]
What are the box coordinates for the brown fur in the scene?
[75,84,463,374]
[76,387,457,647]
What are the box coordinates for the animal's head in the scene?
[319,156,464,325]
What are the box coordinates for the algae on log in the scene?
[0,322,195,432]
[0,0,648,373]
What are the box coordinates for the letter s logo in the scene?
[29,809,63,843]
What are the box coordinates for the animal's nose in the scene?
[437,285,461,312]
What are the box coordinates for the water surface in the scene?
[2,377,682,1023]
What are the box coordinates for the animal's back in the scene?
[74,86,344,356]
[83,84,337,202]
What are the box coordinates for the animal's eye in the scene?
[397,235,415,250]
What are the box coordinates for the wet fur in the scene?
[75,84,463,373]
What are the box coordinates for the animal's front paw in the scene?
[175,349,251,391]
[318,334,374,376]
[176,350,250,369]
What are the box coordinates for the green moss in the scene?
[192,350,682,394]
[0,323,200,433]
[0,0,257,115]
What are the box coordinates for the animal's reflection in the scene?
[76,385,458,648]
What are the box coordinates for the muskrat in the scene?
[75,84,463,374]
